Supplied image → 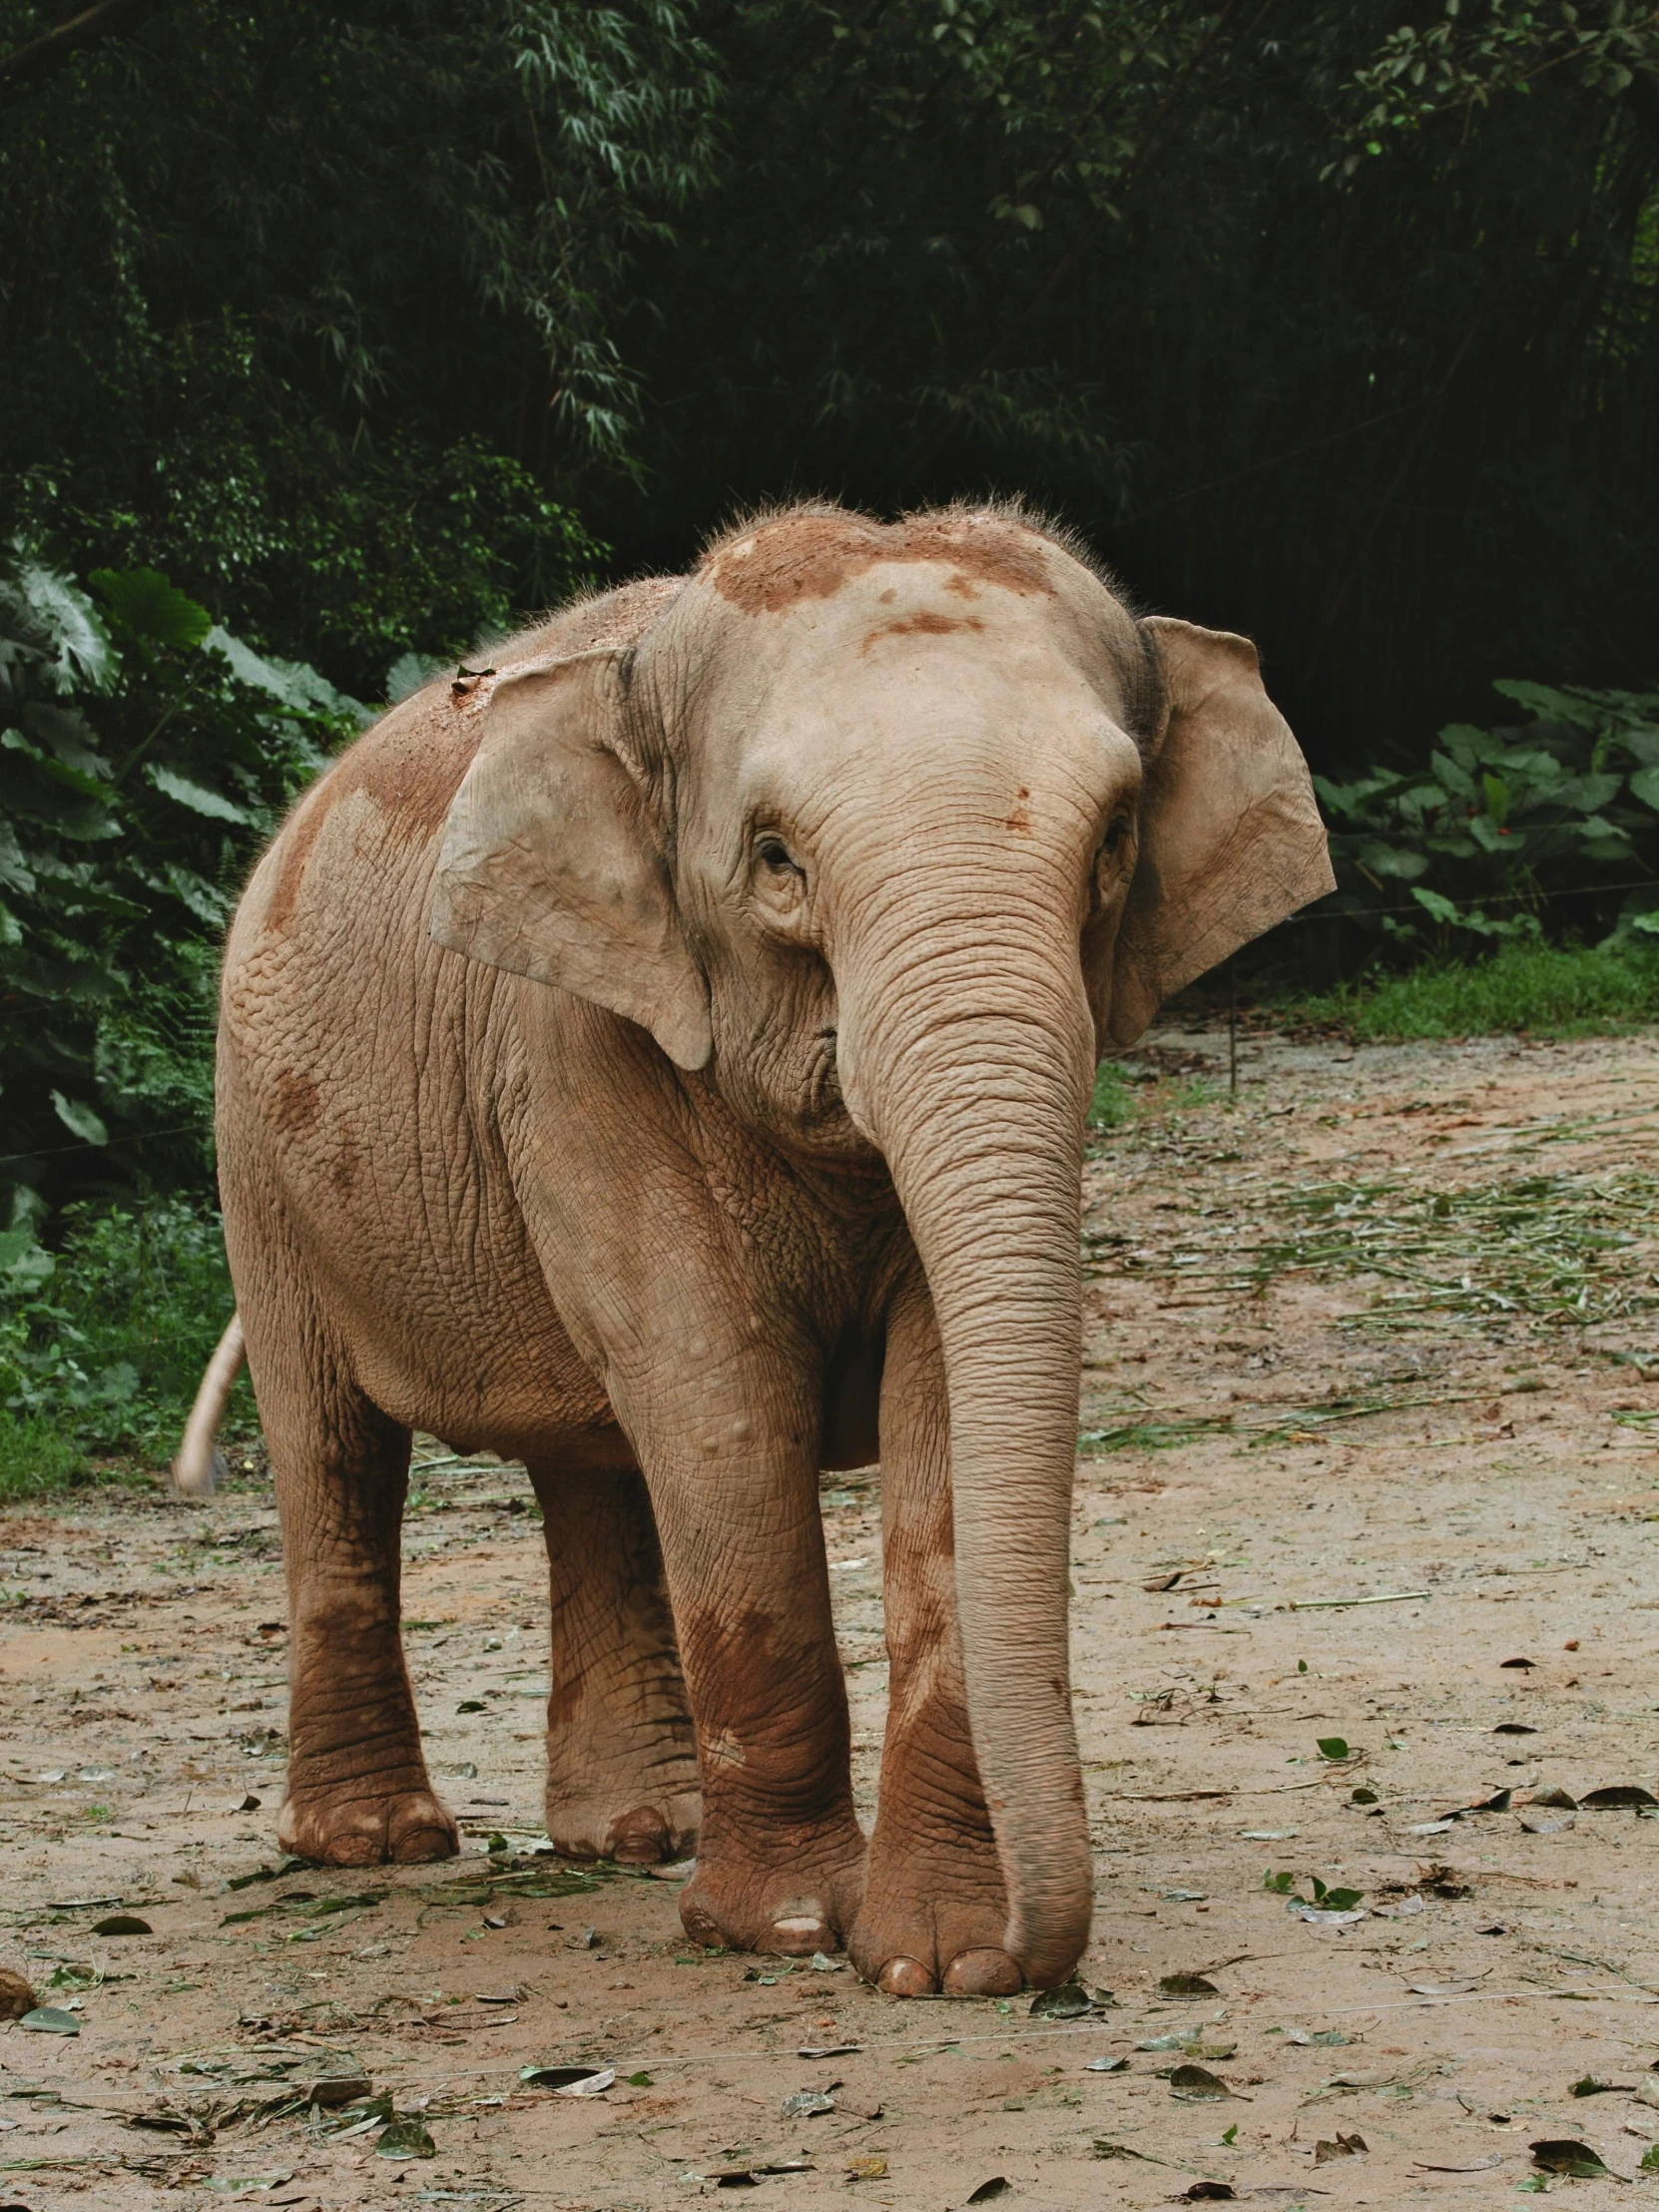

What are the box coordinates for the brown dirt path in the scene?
[4,1025,1659,2207]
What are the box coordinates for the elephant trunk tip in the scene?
[172,1311,246,1500]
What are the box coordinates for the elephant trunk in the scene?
[836,879,1094,1987]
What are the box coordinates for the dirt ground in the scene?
[5,1022,1659,2211]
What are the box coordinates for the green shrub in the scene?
[0,1196,249,1493]
[1298,940,1659,1042]
[0,546,364,1223]
[1316,681,1659,953]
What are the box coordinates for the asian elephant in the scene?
[207,502,1332,1996]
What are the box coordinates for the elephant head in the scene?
[429,504,1332,1983]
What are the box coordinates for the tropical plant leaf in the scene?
[91,569,212,652]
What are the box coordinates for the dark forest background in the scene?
[1,1,1657,1474]
[6,2,1656,750]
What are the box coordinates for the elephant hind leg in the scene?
[531,1462,700,1866]
[244,1295,457,1868]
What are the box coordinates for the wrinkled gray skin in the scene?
[212,505,1332,1996]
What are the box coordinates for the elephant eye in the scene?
[1101,813,1132,857]
[756,835,800,876]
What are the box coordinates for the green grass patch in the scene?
[0,1197,252,1501]
[1089,1062,1227,1130]
[1296,940,1659,1040]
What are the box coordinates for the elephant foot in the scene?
[278,1781,458,1867]
[679,1821,866,1956]
[849,1840,1023,1997]
[544,1780,701,1867]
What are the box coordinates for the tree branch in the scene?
[0,0,167,96]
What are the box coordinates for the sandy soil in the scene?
[4,1024,1659,2209]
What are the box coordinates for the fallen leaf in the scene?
[1181,2186,1237,2202]
[519,2063,609,2089]
[781,2089,835,2118]
[1314,2131,1368,2163]
[965,2180,1010,2204]
[1530,2139,1614,2177]
[845,2156,887,2180]
[374,2118,435,2160]
[798,2041,860,2058]
[1518,1813,1575,1835]
[1572,2076,1634,2098]
[1159,1973,1220,1997]
[1530,1785,1578,1809]
[19,2007,79,2035]
[554,2068,614,2098]
[125,2102,215,2144]
[304,2076,370,2108]
[1170,2065,1234,2102]
[91,1915,151,1936]
[1029,1983,1098,2019]
[1494,1723,1538,1735]
[836,2093,882,2120]
[1413,2156,1505,2173]
[1084,2055,1129,2072]
[1500,1657,1537,1669]
[1580,1786,1658,1810]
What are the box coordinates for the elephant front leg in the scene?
[530,1461,701,1866]
[848,1277,1021,1996]
[260,1336,456,1868]
[626,1368,867,1957]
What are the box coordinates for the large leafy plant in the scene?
[1315,681,1659,951]
[0,545,364,1264]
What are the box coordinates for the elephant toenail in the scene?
[681,1899,721,1944]
[876,1955,937,1997]
[942,1947,1023,1997]
[770,1914,828,1953]
[609,1806,672,1865]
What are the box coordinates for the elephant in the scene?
[203,501,1332,1998]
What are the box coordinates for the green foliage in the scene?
[1316,683,1659,949]
[0,544,360,1217]
[607,3,1659,762]
[1298,939,1659,1042]
[0,1194,252,1494]
[0,0,695,690]
[1088,1061,1143,1128]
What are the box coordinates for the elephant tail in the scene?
[172,1312,247,1499]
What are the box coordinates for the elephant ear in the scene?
[1100,616,1334,1051]
[429,649,713,1071]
